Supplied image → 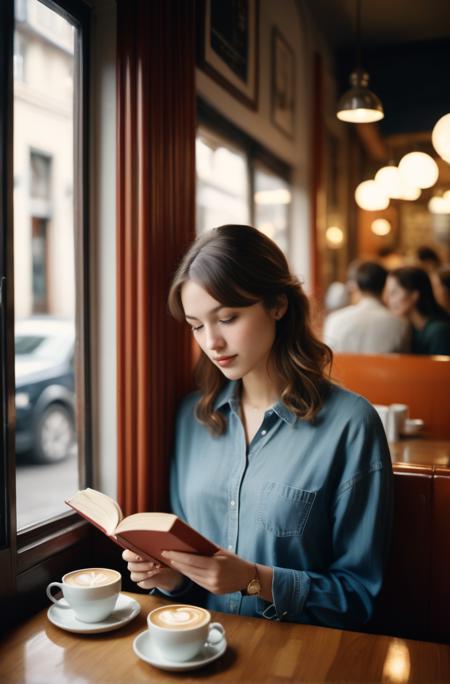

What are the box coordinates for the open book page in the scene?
[115,512,177,534]
[66,488,123,535]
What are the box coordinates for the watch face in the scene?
[247,579,261,595]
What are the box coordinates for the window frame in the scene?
[0,0,93,624]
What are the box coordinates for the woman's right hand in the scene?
[122,549,185,592]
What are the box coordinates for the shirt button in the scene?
[261,430,267,436]
[230,500,236,508]
[228,545,233,550]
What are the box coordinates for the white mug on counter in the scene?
[373,403,409,442]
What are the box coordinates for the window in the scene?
[0,0,91,620]
[196,130,250,233]
[14,0,80,530]
[196,101,292,253]
[254,164,291,253]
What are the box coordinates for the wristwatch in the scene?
[241,564,261,596]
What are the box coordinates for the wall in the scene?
[196,0,346,293]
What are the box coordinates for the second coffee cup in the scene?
[147,604,225,662]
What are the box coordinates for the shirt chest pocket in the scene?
[256,481,316,537]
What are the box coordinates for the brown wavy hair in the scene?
[168,225,332,435]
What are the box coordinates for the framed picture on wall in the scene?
[196,0,259,110]
[271,27,295,138]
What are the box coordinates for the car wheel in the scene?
[33,403,75,464]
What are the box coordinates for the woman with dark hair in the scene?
[433,266,450,316]
[124,225,392,630]
[385,266,450,355]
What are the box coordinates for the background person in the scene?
[415,245,442,275]
[123,225,392,630]
[431,266,450,316]
[384,266,450,356]
[323,261,410,353]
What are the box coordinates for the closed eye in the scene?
[191,323,203,332]
[219,316,236,325]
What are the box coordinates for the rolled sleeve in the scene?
[267,567,311,620]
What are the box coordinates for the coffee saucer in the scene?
[133,628,227,671]
[47,593,140,634]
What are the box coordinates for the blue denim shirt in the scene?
[167,381,393,629]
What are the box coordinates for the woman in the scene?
[385,266,450,356]
[124,225,392,629]
[432,266,450,316]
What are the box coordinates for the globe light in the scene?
[371,218,391,236]
[432,113,450,163]
[375,167,402,197]
[354,180,389,210]
[326,226,344,248]
[398,183,421,201]
[398,152,439,189]
[428,196,450,214]
[374,166,420,201]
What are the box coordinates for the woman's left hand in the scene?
[161,547,254,595]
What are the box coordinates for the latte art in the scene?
[150,605,208,630]
[64,568,119,587]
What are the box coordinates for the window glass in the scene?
[14,0,79,529]
[196,129,250,234]
[254,164,291,253]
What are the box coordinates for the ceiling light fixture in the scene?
[432,113,450,163]
[398,152,439,190]
[371,218,391,236]
[336,0,384,124]
[355,180,389,211]
[374,165,421,200]
[326,226,344,248]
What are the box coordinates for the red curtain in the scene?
[116,0,195,515]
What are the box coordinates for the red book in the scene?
[65,488,218,564]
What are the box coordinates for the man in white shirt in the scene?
[323,261,410,354]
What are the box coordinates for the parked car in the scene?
[15,317,76,464]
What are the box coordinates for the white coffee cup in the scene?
[147,604,225,662]
[373,404,389,434]
[387,403,409,442]
[46,568,121,623]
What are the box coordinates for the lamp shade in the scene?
[374,166,421,200]
[398,152,439,189]
[337,70,384,123]
[326,226,344,248]
[428,196,450,214]
[355,180,389,210]
[432,113,450,163]
[371,218,391,236]
[374,166,421,201]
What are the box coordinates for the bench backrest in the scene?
[367,464,450,644]
[332,353,450,439]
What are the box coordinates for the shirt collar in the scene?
[213,381,296,425]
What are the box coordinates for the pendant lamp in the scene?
[337,0,384,123]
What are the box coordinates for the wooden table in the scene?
[0,593,449,683]
[390,438,450,467]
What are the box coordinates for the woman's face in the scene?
[384,275,418,318]
[181,280,285,384]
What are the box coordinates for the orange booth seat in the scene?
[331,353,450,439]
[366,463,450,644]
